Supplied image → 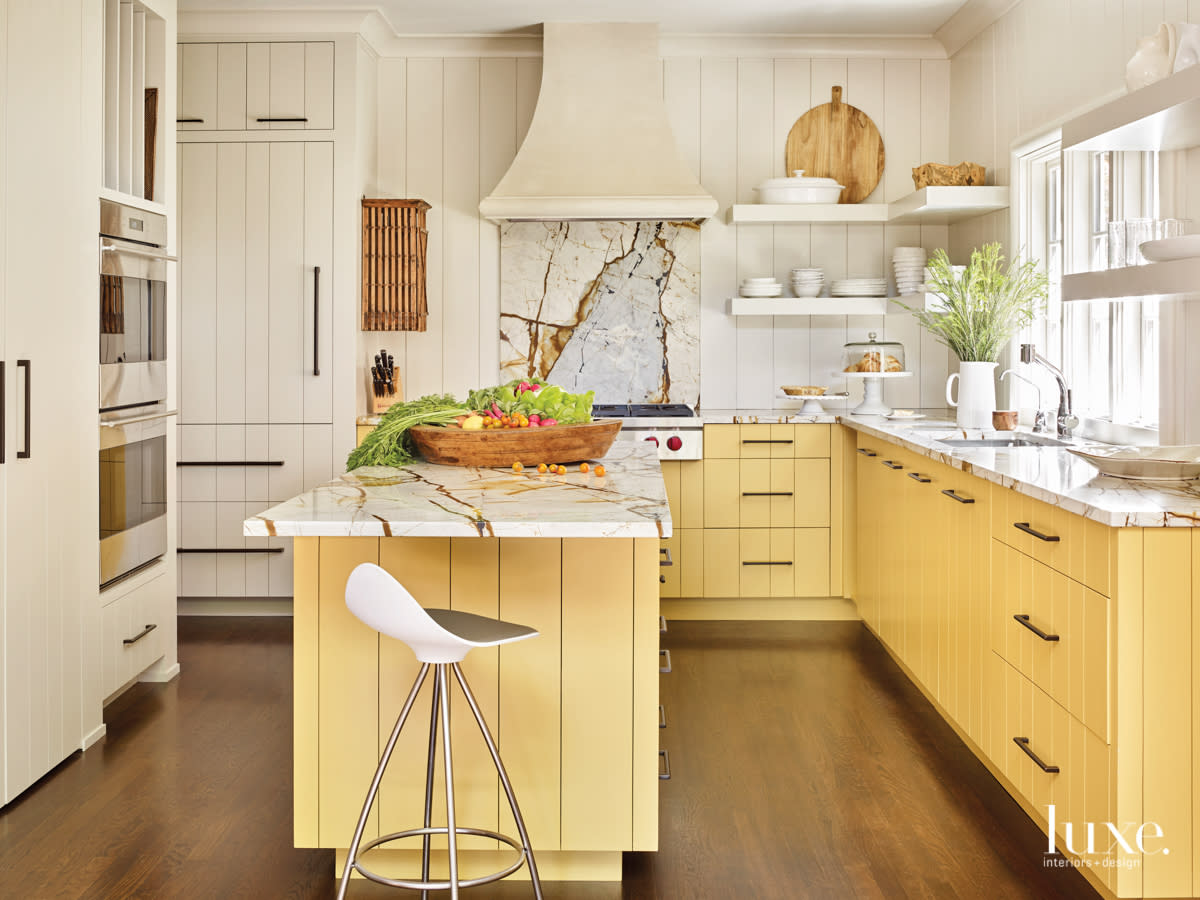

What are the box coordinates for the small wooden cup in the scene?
[992,410,1019,431]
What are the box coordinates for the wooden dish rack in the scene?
[361,198,431,331]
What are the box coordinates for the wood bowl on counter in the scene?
[408,419,622,467]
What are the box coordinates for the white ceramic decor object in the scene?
[946,361,998,429]
[1139,233,1200,261]
[1125,22,1177,92]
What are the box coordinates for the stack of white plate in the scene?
[740,277,783,298]
[789,267,824,297]
[831,276,888,298]
[892,247,927,295]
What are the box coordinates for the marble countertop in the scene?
[244,441,671,539]
[839,414,1200,528]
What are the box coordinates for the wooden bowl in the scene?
[408,419,623,467]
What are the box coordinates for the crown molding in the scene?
[935,0,1021,57]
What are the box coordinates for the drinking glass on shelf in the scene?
[1125,218,1155,266]
[1156,217,1194,239]
[1107,221,1126,269]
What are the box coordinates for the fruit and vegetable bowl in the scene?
[347,379,621,469]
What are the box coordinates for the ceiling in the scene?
[177,0,973,36]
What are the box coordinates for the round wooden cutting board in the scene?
[785,86,885,204]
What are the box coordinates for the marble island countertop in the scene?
[244,440,671,539]
[840,414,1200,528]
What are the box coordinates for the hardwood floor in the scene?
[0,618,1096,899]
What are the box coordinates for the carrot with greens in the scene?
[347,394,469,470]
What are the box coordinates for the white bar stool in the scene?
[337,562,544,900]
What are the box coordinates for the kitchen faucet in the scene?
[999,368,1047,433]
[1019,344,1078,438]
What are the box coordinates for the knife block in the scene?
[368,372,403,415]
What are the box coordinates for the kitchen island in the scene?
[244,441,668,883]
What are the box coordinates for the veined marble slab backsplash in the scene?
[500,221,700,405]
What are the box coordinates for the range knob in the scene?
[644,436,659,446]
[666,436,683,452]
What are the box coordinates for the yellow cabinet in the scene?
[702,528,740,597]
[661,460,705,530]
[703,459,740,528]
[794,528,831,597]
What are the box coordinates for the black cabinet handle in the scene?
[742,560,793,566]
[123,623,157,646]
[313,266,320,376]
[1013,736,1059,773]
[256,116,309,123]
[741,491,794,497]
[660,547,673,567]
[660,648,672,674]
[659,704,667,729]
[176,117,204,123]
[659,574,666,584]
[882,460,902,470]
[659,614,667,634]
[0,360,5,465]
[742,439,793,444]
[907,472,931,483]
[1013,614,1060,642]
[176,547,285,554]
[659,748,671,780]
[1014,522,1060,542]
[857,448,877,457]
[16,360,30,459]
[941,489,975,504]
[177,460,285,467]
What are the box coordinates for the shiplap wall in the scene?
[950,0,1200,431]
[367,51,959,413]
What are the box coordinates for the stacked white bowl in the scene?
[892,247,927,295]
[831,276,888,297]
[790,267,824,297]
[740,277,783,298]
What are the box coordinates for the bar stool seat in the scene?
[337,562,543,900]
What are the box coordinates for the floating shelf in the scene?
[727,186,1009,226]
[1062,259,1200,302]
[728,296,891,316]
[1061,64,1200,152]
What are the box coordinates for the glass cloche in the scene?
[841,332,905,374]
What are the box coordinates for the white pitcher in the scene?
[946,361,997,429]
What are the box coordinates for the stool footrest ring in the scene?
[351,825,528,891]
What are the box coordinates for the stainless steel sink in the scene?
[937,436,1068,448]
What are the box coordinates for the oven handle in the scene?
[101,242,178,263]
[101,409,178,428]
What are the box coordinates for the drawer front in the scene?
[679,529,704,597]
[991,486,1111,596]
[991,540,1110,740]
[662,460,705,530]
[703,459,740,527]
[738,424,797,458]
[101,578,166,699]
[738,529,794,597]
[710,458,830,529]
[702,528,740,597]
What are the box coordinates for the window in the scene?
[1017,140,1159,429]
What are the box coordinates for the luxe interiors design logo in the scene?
[1044,805,1168,869]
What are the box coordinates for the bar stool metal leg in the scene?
[419,668,441,900]
[452,662,545,900]
[438,665,460,900]
[337,663,431,900]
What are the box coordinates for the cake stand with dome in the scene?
[834,333,913,416]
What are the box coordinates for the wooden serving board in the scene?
[409,419,622,467]
[785,86,885,204]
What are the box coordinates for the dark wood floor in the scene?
[0,618,1096,899]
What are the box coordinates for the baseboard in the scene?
[178,597,293,616]
[661,596,861,621]
[81,723,107,751]
[139,661,181,683]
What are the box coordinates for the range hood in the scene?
[479,23,718,223]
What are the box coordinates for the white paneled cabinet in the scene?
[177,41,333,131]
[177,119,335,597]
[1,0,100,804]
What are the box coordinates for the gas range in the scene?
[593,403,702,460]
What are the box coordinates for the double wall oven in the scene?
[99,199,175,588]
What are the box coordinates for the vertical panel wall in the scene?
[368,46,954,412]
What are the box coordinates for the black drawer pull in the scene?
[857,448,877,457]
[907,472,931,483]
[255,116,309,123]
[659,748,671,780]
[17,360,30,459]
[659,704,667,729]
[742,560,793,566]
[177,547,285,554]
[660,547,673,566]
[0,361,5,465]
[1013,736,1059,773]
[659,614,667,634]
[177,460,285,467]
[659,574,666,584]
[1013,614,1060,642]
[123,623,157,646]
[741,491,794,497]
[941,489,975,504]
[176,117,204,123]
[660,648,672,674]
[742,439,793,444]
[881,460,903,470]
[1014,522,1060,542]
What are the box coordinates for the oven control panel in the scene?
[617,425,703,460]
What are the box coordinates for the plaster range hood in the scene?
[479,22,718,223]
